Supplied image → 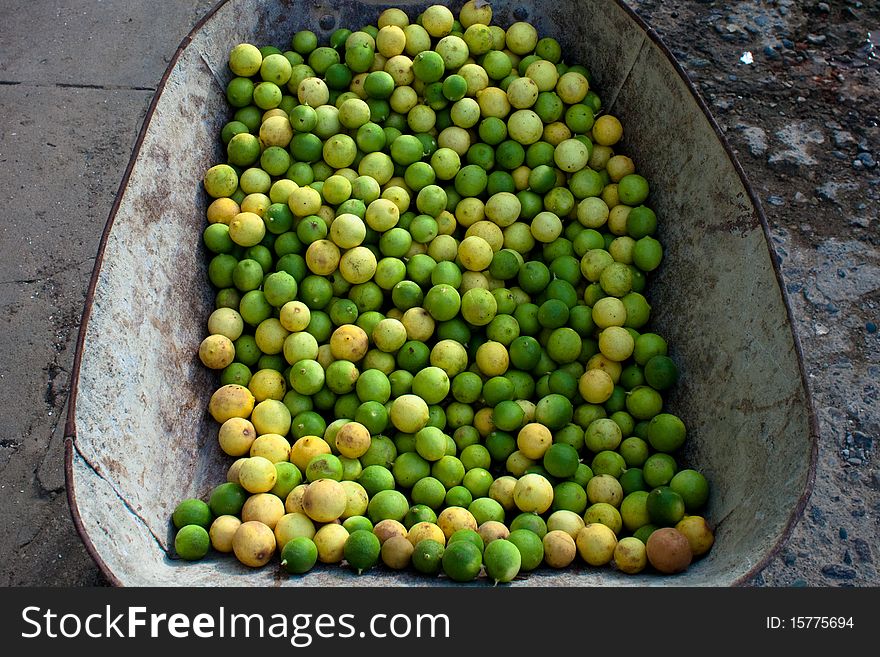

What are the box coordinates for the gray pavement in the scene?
[1,0,876,587]
[0,0,214,586]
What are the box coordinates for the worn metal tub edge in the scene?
[65,0,818,587]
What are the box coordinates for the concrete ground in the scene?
[0,0,215,585]
[1,0,876,586]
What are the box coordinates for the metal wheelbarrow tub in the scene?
[65,0,817,586]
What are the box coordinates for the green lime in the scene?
[263,271,297,307]
[290,104,317,133]
[174,525,210,561]
[281,536,319,574]
[535,393,574,430]
[496,140,525,169]
[493,400,525,432]
[203,223,234,255]
[538,299,570,329]
[489,249,520,281]
[591,450,626,479]
[367,489,410,524]
[480,376,513,407]
[292,30,318,55]
[412,367,451,406]
[172,499,212,530]
[613,267,646,306]
[344,529,381,574]
[552,481,588,514]
[518,261,551,295]
[358,464,395,497]
[412,538,445,575]
[442,540,482,582]
[484,539,521,584]
[412,50,445,83]
[633,523,659,544]
[554,423,585,452]
[484,430,517,463]
[396,340,431,373]
[669,469,710,511]
[633,236,663,272]
[454,164,488,197]
[468,497,505,525]
[448,528,484,553]
[345,38,375,73]
[509,336,542,370]
[619,467,648,495]
[459,445,490,473]
[399,261,433,297]
[527,165,556,194]
[543,443,580,478]
[411,507,445,534]
[565,104,595,136]
[509,512,547,538]
[291,410,326,440]
[207,483,247,518]
[644,355,679,391]
[414,426,449,462]
[220,362,251,387]
[447,400,475,429]
[342,516,373,534]
[461,458,493,491]
[226,77,254,108]
[330,28,351,50]
[364,70,395,98]
[619,436,650,468]
[646,413,687,453]
[569,463,594,489]
[618,174,649,206]
[646,486,686,527]
[548,371,579,400]
[390,134,425,166]
[424,284,462,321]
[391,451,431,488]
[271,462,303,499]
[620,490,651,533]
[507,528,544,571]
[411,476,448,510]
[633,332,668,365]
[626,205,657,239]
[227,132,260,166]
[445,485,473,508]
[625,385,664,421]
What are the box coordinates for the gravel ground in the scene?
[0,0,876,587]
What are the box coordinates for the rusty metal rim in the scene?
[63,0,819,588]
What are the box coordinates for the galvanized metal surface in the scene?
[65,0,817,586]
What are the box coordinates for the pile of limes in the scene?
[175,0,716,582]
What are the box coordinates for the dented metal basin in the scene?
[65,0,817,586]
